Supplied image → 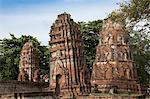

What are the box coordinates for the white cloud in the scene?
[0,14,52,45]
[0,1,118,45]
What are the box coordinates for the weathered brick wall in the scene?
[0,92,57,99]
[0,80,49,95]
[49,12,89,96]
[0,93,55,99]
[60,94,150,99]
[18,42,40,82]
[91,19,140,94]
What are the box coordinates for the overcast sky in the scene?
[0,0,124,45]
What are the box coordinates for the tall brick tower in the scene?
[49,12,88,96]
[91,19,140,94]
[18,42,40,82]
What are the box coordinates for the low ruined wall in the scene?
[0,80,49,95]
[76,95,150,99]
[0,92,56,99]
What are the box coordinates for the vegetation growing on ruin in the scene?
[0,0,149,84]
[0,34,49,80]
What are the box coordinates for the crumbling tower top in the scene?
[18,41,40,82]
[102,19,123,31]
[91,19,140,94]
[49,12,89,96]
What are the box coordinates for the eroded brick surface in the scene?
[49,12,89,97]
[91,19,141,94]
[18,42,41,82]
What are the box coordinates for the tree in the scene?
[38,45,50,74]
[109,0,150,84]
[79,20,103,73]
[0,34,50,80]
[130,30,150,84]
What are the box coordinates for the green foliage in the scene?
[119,0,149,22]
[109,0,150,84]
[79,20,103,71]
[38,46,50,74]
[130,31,150,84]
[0,34,49,80]
[109,0,149,23]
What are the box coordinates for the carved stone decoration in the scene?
[99,64,109,79]
[18,41,39,82]
[117,34,125,44]
[91,19,140,94]
[112,67,119,79]
[118,64,125,79]
[106,66,113,79]
[32,69,41,82]
[51,62,63,87]
[50,58,69,88]
[49,12,88,96]
[18,68,29,81]
[124,67,131,79]
[108,32,113,44]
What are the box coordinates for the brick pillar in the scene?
[49,12,88,96]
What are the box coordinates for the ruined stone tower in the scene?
[18,42,40,82]
[49,13,88,96]
[91,19,140,94]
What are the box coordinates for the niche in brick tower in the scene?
[91,19,140,94]
[49,13,88,95]
[18,42,41,82]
